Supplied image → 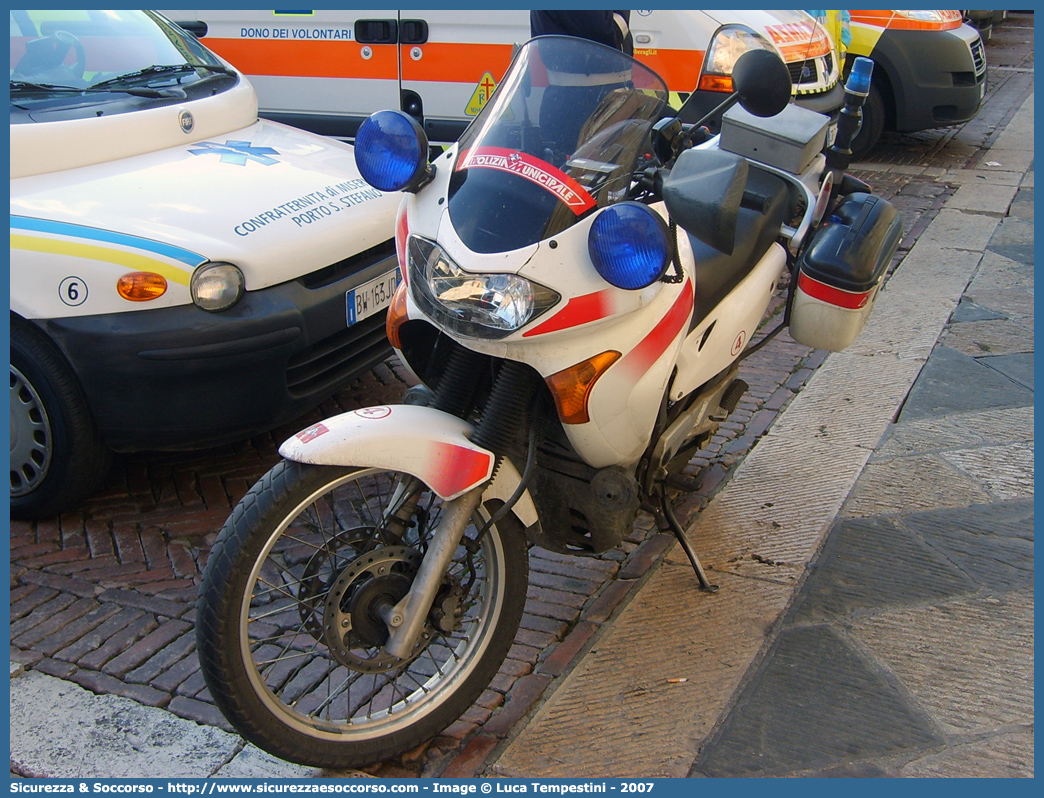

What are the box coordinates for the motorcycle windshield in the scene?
[448,36,669,253]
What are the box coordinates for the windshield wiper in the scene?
[88,62,235,90]
[11,80,80,92]
[10,79,172,99]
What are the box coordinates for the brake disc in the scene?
[322,545,431,673]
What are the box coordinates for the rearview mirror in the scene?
[732,49,792,118]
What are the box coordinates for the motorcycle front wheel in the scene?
[197,459,529,769]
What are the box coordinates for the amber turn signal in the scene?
[545,350,621,425]
[386,281,409,349]
[117,272,167,301]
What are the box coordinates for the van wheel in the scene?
[851,82,885,160]
[10,322,111,519]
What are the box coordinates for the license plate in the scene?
[826,121,838,148]
[346,268,399,325]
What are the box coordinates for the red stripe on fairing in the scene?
[619,280,694,378]
[798,272,873,309]
[522,289,614,337]
[426,442,493,497]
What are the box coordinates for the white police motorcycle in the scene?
[197,37,901,768]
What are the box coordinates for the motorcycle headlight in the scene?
[408,236,559,339]
[354,110,433,193]
[701,26,779,93]
[588,202,670,290]
[190,262,243,311]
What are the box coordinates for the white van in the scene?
[159,10,844,142]
[840,10,987,157]
[10,10,401,518]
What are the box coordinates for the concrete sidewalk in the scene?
[10,96,1033,783]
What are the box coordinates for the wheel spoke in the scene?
[251,571,307,607]
[309,670,355,718]
[424,645,449,679]
[254,648,316,667]
[396,666,433,695]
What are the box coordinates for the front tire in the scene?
[10,321,111,519]
[197,460,529,769]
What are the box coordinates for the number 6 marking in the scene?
[59,276,88,307]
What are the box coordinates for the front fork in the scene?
[381,484,485,659]
[379,355,539,660]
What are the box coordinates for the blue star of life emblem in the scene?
[188,140,280,165]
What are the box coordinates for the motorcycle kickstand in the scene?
[659,489,719,593]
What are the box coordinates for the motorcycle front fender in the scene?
[278,404,538,526]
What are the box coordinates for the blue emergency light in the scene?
[846,56,874,96]
[588,202,671,290]
[354,110,432,193]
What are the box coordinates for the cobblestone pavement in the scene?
[9,14,1035,779]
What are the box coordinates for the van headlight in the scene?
[893,10,954,24]
[700,26,779,93]
[408,236,559,338]
[191,262,244,311]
